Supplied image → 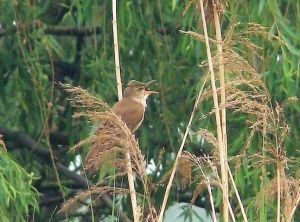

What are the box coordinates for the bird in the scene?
[84,80,158,172]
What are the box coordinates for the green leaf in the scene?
[172,0,178,11]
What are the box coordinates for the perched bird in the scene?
[111,80,158,132]
[84,80,158,171]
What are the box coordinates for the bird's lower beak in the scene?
[145,90,158,95]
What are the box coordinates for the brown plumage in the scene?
[111,98,145,132]
[84,80,157,173]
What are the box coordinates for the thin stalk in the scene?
[273,110,281,222]
[112,0,123,101]
[112,1,139,221]
[207,179,218,222]
[83,170,95,222]
[227,162,248,222]
[277,166,281,222]
[112,154,116,218]
[287,192,300,221]
[228,199,236,222]
[157,78,207,222]
[260,115,267,221]
[198,0,228,221]
[197,159,217,222]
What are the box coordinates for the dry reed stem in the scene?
[213,0,227,156]
[227,162,248,222]
[212,7,234,220]
[157,76,207,222]
[112,1,139,221]
[228,198,236,222]
[112,0,123,100]
[198,0,228,221]
[207,178,218,222]
[287,187,300,221]
[277,165,281,222]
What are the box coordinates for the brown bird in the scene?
[111,80,157,132]
[84,80,158,172]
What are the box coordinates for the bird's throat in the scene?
[133,95,149,107]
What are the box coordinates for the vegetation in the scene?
[0,0,299,221]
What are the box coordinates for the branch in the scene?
[0,125,131,222]
[0,21,179,38]
[0,25,101,38]
[49,131,69,146]
[0,126,51,158]
[44,26,101,36]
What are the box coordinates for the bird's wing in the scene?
[111,98,145,132]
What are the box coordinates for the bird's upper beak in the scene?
[145,80,158,94]
[145,80,156,87]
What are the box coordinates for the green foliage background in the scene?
[0,0,299,221]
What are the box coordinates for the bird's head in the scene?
[123,80,158,106]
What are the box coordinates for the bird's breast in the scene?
[111,98,146,132]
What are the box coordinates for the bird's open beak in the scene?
[145,80,158,94]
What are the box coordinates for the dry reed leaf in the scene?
[178,156,193,186]
[61,83,109,112]
[224,22,281,53]
[191,182,207,204]
[59,185,128,214]
[282,178,300,220]
[183,0,195,16]
[257,175,300,221]
[196,128,218,149]
[181,152,221,204]
[184,152,221,185]
[199,49,258,77]
[221,50,257,75]
[287,96,298,104]
[179,30,218,45]
[145,206,158,222]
